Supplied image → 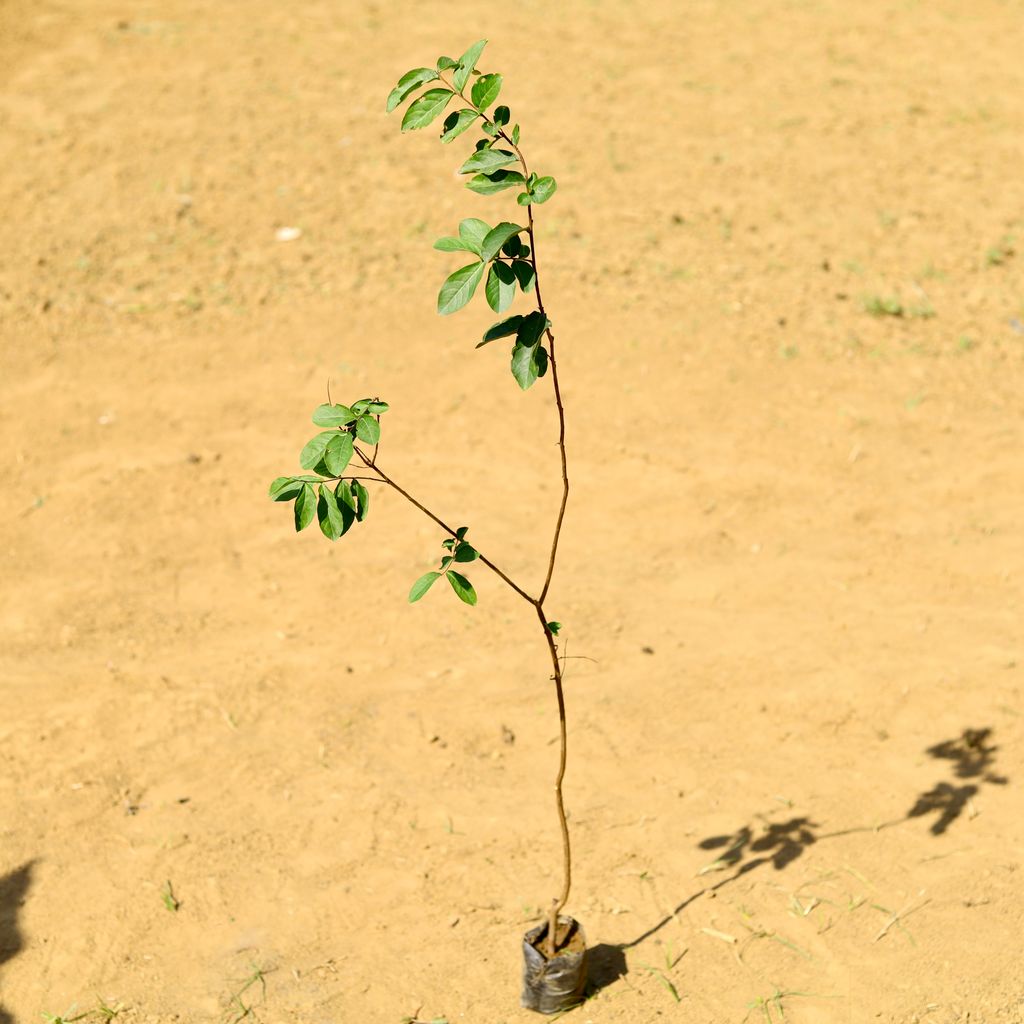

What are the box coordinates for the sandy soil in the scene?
[2,1,1023,1021]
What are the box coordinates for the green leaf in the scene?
[453,39,487,92]
[440,108,479,144]
[458,218,491,254]
[454,541,479,562]
[511,123,520,144]
[446,570,477,605]
[479,315,523,346]
[433,235,478,254]
[493,105,510,126]
[351,480,370,521]
[269,476,303,502]
[336,479,357,513]
[355,414,381,445]
[323,432,354,475]
[459,148,518,175]
[386,67,439,113]
[531,176,558,204]
[438,262,485,315]
[511,259,535,292]
[546,621,562,635]
[300,431,339,470]
[517,191,532,207]
[439,555,453,571]
[480,222,524,262]
[465,170,525,196]
[471,73,502,110]
[441,538,455,551]
[409,571,441,603]
[401,88,454,132]
[501,234,524,258]
[317,484,346,540]
[294,482,316,532]
[511,342,548,390]
[351,398,390,415]
[312,403,354,427]
[485,261,516,313]
[516,310,548,348]
[481,120,500,137]
[436,56,457,71]
[455,526,469,540]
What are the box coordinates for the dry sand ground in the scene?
[2,1,1023,1021]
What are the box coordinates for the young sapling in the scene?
[270,39,582,1012]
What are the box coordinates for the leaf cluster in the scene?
[409,527,481,606]
[268,398,386,539]
[386,40,557,207]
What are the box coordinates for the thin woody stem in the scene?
[355,448,534,606]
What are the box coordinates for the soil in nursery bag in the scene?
[520,916,588,1013]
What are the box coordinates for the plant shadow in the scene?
[907,727,1009,834]
[610,725,1009,963]
[0,861,34,1024]
[585,942,628,996]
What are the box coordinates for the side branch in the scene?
[356,448,535,607]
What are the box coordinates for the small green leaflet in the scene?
[531,176,558,204]
[355,415,381,445]
[300,431,339,470]
[317,483,350,540]
[401,88,454,132]
[458,217,491,254]
[455,526,469,540]
[294,482,316,532]
[471,73,502,111]
[409,571,441,603]
[323,432,354,475]
[438,262,485,315]
[511,342,548,390]
[352,398,389,415]
[546,621,562,635]
[433,235,478,254]
[479,315,523,347]
[511,259,535,292]
[454,541,479,562]
[516,310,548,348]
[453,39,487,92]
[336,479,357,513]
[386,67,438,113]
[312,403,354,427]
[446,570,477,605]
[465,170,525,196]
[351,480,370,521]
[485,261,516,313]
[480,222,524,262]
[459,149,518,175]
[501,234,524,258]
[492,105,510,126]
[511,123,520,144]
[436,56,457,71]
[440,108,479,144]
[269,477,304,501]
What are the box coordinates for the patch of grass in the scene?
[223,963,274,1023]
[985,237,1015,266]
[862,295,935,319]
[744,988,816,1024]
[160,879,179,912]
[42,998,123,1024]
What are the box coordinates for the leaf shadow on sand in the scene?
[583,726,1008,1000]
[0,861,34,1024]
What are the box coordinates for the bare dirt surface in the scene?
[2,2,1023,1021]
